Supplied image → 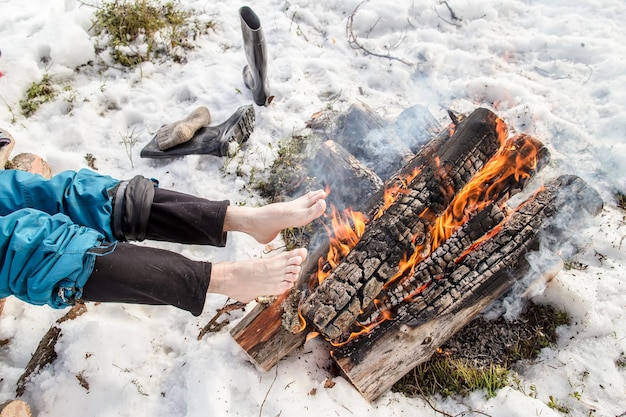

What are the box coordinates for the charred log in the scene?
[231,107,503,371]
[357,203,506,325]
[332,175,603,401]
[309,140,383,212]
[300,108,505,340]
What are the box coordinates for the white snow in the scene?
[1,0,624,416]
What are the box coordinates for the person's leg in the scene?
[82,243,211,315]
[144,188,326,245]
[145,188,230,245]
[82,243,308,315]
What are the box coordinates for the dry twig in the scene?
[346,1,414,66]
[16,303,88,397]
[197,300,246,340]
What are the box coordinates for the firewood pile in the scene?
[231,105,603,401]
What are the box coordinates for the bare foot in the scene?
[156,106,211,150]
[208,248,307,302]
[224,190,327,244]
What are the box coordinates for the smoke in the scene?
[484,175,603,321]
[305,103,442,248]
[328,103,441,180]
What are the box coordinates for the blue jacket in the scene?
[0,169,120,308]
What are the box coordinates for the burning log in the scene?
[300,119,544,341]
[332,175,603,401]
[356,203,506,325]
[231,107,508,370]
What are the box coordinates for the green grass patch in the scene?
[91,0,214,67]
[20,74,56,117]
[394,357,509,399]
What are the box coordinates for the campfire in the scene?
[231,106,603,401]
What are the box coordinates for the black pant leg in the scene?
[145,188,229,246]
[82,242,211,316]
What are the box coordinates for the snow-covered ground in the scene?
[0,0,624,416]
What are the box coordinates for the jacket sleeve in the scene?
[0,169,120,241]
[0,208,108,308]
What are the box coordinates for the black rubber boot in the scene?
[240,6,272,106]
[140,105,255,159]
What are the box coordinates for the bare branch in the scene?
[435,1,462,28]
[346,1,415,66]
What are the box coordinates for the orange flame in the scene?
[430,133,539,250]
[317,167,420,285]
[495,117,508,146]
[309,118,542,346]
[387,134,539,290]
[316,205,369,284]
[306,331,320,342]
[373,167,421,220]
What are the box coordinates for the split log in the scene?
[0,400,32,417]
[308,140,383,212]
[332,175,603,401]
[231,107,502,370]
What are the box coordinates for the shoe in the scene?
[240,6,272,106]
[140,105,255,159]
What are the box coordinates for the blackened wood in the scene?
[332,175,603,401]
[356,203,505,325]
[300,108,504,340]
[309,140,383,212]
[230,107,494,371]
